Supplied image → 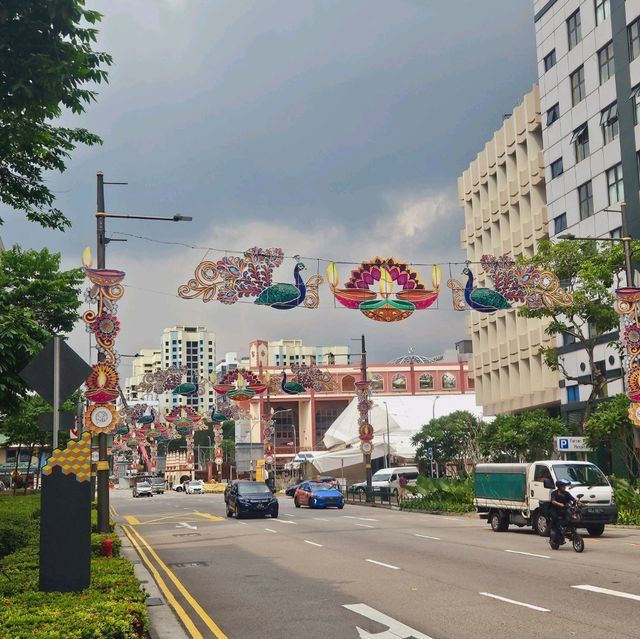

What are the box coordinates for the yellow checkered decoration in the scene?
[43,432,91,483]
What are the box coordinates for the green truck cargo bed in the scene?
[474,463,528,502]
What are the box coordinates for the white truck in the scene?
[474,460,617,537]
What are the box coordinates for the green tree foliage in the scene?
[519,239,631,428]
[585,394,639,479]
[480,410,565,462]
[411,411,486,476]
[0,246,83,412]
[0,0,112,229]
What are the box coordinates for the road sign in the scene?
[19,338,92,407]
[37,411,76,432]
[555,436,592,453]
[427,447,433,460]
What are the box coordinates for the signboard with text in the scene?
[555,436,592,453]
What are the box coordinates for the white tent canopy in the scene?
[312,394,486,474]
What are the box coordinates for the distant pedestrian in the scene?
[398,474,408,502]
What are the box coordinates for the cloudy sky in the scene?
[1,0,537,370]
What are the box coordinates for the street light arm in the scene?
[99,213,192,222]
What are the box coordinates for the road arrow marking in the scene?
[175,522,198,530]
[366,559,400,570]
[343,603,434,638]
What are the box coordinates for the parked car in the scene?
[185,480,204,494]
[226,481,279,519]
[150,477,165,494]
[285,482,302,497]
[349,466,419,497]
[133,481,153,498]
[294,481,344,509]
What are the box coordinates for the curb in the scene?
[116,525,191,639]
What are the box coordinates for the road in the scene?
[112,489,640,639]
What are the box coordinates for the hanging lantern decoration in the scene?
[355,380,373,454]
[213,369,266,401]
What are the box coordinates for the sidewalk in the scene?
[118,525,190,639]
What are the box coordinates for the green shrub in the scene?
[401,498,474,513]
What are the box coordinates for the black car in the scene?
[285,482,302,497]
[226,481,279,519]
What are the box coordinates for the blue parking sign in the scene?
[558,438,569,450]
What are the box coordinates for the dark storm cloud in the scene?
[1,0,536,363]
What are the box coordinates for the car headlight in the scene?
[611,494,616,505]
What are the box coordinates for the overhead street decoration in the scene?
[614,286,640,428]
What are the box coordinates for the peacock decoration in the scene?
[280,370,306,395]
[446,255,572,313]
[178,248,323,309]
[212,369,266,401]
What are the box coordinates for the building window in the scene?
[571,67,586,106]
[562,332,576,346]
[572,123,589,163]
[419,374,434,390]
[567,10,582,50]
[632,86,640,125]
[629,17,640,61]
[601,102,619,144]
[595,0,609,25]
[610,227,622,239]
[370,374,384,391]
[550,158,564,179]
[442,373,457,390]
[315,405,343,449]
[544,49,556,72]
[578,181,594,220]
[554,213,568,235]
[566,385,580,403]
[341,375,355,392]
[392,374,407,391]
[607,163,624,205]
[546,103,560,125]
[598,42,615,85]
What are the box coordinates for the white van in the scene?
[350,466,419,496]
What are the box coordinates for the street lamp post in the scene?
[94,172,192,534]
[382,401,390,469]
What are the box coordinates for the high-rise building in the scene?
[249,339,350,369]
[458,86,561,415]
[123,348,162,402]
[160,326,217,413]
[533,0,637,421]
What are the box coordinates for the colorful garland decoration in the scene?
[81,248,124,433]
[289,363,338,392]
[327,259,441,322]
[355,380,373,454]
[213,369,266,401]
[614,287,640,428]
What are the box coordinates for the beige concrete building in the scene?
[458,85,560,415]
[249,339,350,368]
[124,348,162,403]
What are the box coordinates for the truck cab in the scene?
[475,460,617,537]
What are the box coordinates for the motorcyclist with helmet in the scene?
[549,479,576,545]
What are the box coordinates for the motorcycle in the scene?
[549,500,585,553]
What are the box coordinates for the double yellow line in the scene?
[122,524,229,639]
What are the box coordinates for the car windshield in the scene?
[238,483,271,495]
[189,481,202,485]
[554,464,609,487]
[136,482,150,487]
[372,473,392,482]
[309,483,334,492]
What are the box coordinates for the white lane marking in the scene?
[343,603,434,639]
[415,534,441,540]
[479,592,550,612]
[175,522,198,530]
[440,516,464,522]
[304,540,323,547]
[356,523,374,528]
[344,516,379,522]
[572,585,640,601]
[284,513,296,517]
[264,528,278,533]
[314,517,329,522]
[366,559,400,570]
[505,550,550,559]
[237,522,249,526]
[273,519,297,525]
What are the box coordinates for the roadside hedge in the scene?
[612,478,640,525]
[0,495,147,639]
[401,476,475,513]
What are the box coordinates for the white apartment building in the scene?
[161,325,216,413]
[533,0,640,422]
[459,86,561,415]
[215,352,251,377]
[123,348,162,402]
[249,339,350,369]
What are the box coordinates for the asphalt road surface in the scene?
[112,489,640,639]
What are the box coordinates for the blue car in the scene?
[294,481,344,509]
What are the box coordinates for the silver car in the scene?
[133,481,153,498]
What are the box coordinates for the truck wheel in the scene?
[586,524,605,537]
[490,511,508,532]
[535,511,550,538]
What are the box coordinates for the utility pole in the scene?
[360,334,373,502]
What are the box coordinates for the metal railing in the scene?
[345,487,400,507]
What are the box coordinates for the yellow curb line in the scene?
[121,525,204,639]
[127,525,230,639]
